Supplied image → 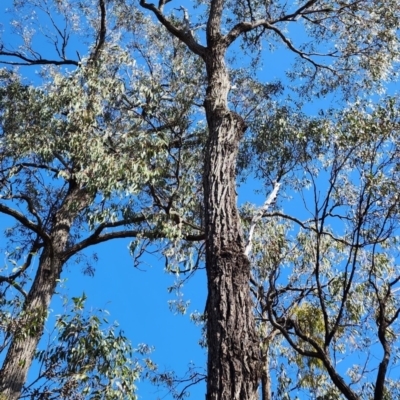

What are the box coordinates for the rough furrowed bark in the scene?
[204,49,261,400]
[0,184,91,400]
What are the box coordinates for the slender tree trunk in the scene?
[0,251,63,400]
[261,347,272,400]
[203,45,260,400]
[373,316,389,400]
[0,183,90,400]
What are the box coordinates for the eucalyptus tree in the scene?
[242,98,400,400]
[135,0,400,399]
[0,1,205,398]
[22,293,143,399]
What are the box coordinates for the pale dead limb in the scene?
[245,181,281,257]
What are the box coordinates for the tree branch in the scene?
[245,181,280,256]
[62,213,204,260]
[10,195,43,226]
[267,287,359,400]
[374,302,391,400]
[207,0,224,45]
[0,237,42,299]
[139,1,207,58]
[17,162,60,175]
[0,203,51,244]
[89,0,107,63]
[263,211,358,248]
[225,21,336,73]
[0,48,79,67]
[275,0,319,22]
[225,0,335,45]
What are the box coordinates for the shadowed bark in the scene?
[203,44,260,399]
[0,183,91,400]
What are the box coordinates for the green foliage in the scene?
[25,294,141,399]
[0,2,205,397]
[247,97,400,398]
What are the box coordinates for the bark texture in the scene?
[138,1,262,397]
[0,183,90,400]
[0,253,63,400]
[203,44,260,400]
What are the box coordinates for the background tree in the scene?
[235,98,400,399]
[248,99,400,400]
[23,293,143,399]
[0,1,205,398]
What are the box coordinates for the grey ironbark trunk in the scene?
[0,184,90,400]
[203,46,260,400]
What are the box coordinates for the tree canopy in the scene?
[0,0,400,399]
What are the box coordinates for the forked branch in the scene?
[0,203,51,244]
[0,48,79,66]
[139,0,207,58]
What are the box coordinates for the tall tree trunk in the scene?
[137,0,261,396]
[0,183,90,400]
[203,45,261,400]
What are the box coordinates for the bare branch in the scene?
[0,240,42,298]
[245,181,280,256]
[388,306,400,326]
[274,0,319,22]
[263,211,359,248]
[2,280,27,299]
[225,0,335,45]
[42,4,70,60]
[62,217,204,259]
[0,48,78,67]
[17,162,60,175]
[225,21,336,73]
[158,0,172,12]
[10,195,42,226]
